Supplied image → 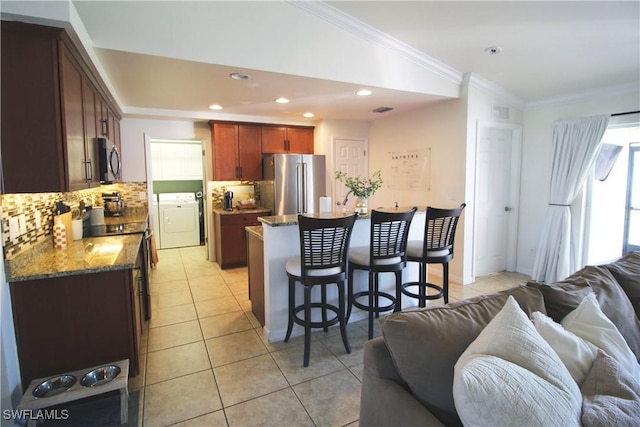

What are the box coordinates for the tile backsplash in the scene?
[1,182,148,258]
[209,181,258,209]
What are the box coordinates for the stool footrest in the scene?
[352,290,396,313]
[401,282,444,301]
[292,303,341,329]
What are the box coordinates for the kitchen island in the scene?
[257,208,426,343]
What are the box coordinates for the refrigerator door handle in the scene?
[301,162,308,213]
[296,162,304,214]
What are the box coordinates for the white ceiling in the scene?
[58,1,640,122]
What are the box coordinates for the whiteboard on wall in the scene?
[388,148,431,190]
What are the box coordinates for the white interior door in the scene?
[333,137,368,212]
[474,123,522,276]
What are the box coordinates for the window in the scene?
[586,122,640,264]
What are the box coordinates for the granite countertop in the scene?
[245,225,263,239]
[6,234,143,282]
[213,207,270,215]
[6,208,150,283]
[258,206,426,227]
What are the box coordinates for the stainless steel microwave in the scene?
[97,137,121,183]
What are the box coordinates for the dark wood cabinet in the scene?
[261,125,314,154]
[211,122,262,181]
[214,212,264,269]
[10,263,143,389]
[0,21,120,193]
[246,228,265,326]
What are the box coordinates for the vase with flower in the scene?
[335,170,383,214]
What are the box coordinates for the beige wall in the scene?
[120,118,211,182]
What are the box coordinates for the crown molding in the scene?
[289,0,464,84]
[463,73,526,109]
[525,81,640,110]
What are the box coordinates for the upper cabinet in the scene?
[261,125,314,154]
[0,21,121,193]
[210,122,262,181]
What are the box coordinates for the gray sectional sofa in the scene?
[359,252,640,426]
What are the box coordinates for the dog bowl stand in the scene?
[17,359,129,427]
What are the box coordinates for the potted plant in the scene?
[335,170,383,213]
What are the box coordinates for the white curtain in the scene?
[532,115,610,282]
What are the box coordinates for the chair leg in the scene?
[285,277,295,342]
[338,281,351,354]
[303,284,312,367]
[443,262,449,304]
[368,271,375,340]
[346,265,354,323]
[419,262,427,308]
[394,270,402,312]
[321,285,328,332]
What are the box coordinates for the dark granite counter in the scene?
[213,207,270,216]
[5,208,150,282]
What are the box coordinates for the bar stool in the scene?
[285,213,358,367]
[402,204,465,306]
[347,208,417,339]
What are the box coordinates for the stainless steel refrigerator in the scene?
[259,154,326,216]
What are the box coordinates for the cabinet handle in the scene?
[238,166,243,178]
[101,119,109,137]
[285,140,290,152]
[86,159,92,181]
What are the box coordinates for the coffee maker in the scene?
[223,191,234,211]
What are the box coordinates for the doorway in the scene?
[147,139,207,252]
[473,122,522,277]
[333,137,368,212]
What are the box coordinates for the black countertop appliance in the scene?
[223,191,234,211]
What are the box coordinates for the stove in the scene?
[89,222,147,237]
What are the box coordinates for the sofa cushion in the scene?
[453,297,582,427]
[531,311,599,386]
[603,251,640,318]
[527,264,640,362]
[561,293,640,379]
[380,285,546,426]
[581,350,640,427]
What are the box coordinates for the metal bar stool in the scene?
[347,208,417,339]
[285,213,358,367]
[402,204,466,306]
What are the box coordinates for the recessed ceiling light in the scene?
[303,112,315,118]
[485,46,502,55]
[275,97,290,104]
[356,89,372,96]
[208,104,223,110]
[229,72,251,80]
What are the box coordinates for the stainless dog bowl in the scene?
[32,374,77,398]
[80,365,121,387]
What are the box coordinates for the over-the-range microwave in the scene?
[97,137,121,183]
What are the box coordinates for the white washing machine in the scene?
[158,193,200,249]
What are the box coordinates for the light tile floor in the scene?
[131,246,528,427]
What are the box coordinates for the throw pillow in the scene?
[561,292,640,379]
[604,251,640,318]
[527,264,640,363]
[531,311,599,386]
[381,285,546,426]
[453,296,582,427]
[581,350,640,427]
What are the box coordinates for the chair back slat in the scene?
[423,203,466,257]
[298,214,358,282]
[370,208,417,264]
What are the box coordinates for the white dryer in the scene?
[158,193,200,249]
